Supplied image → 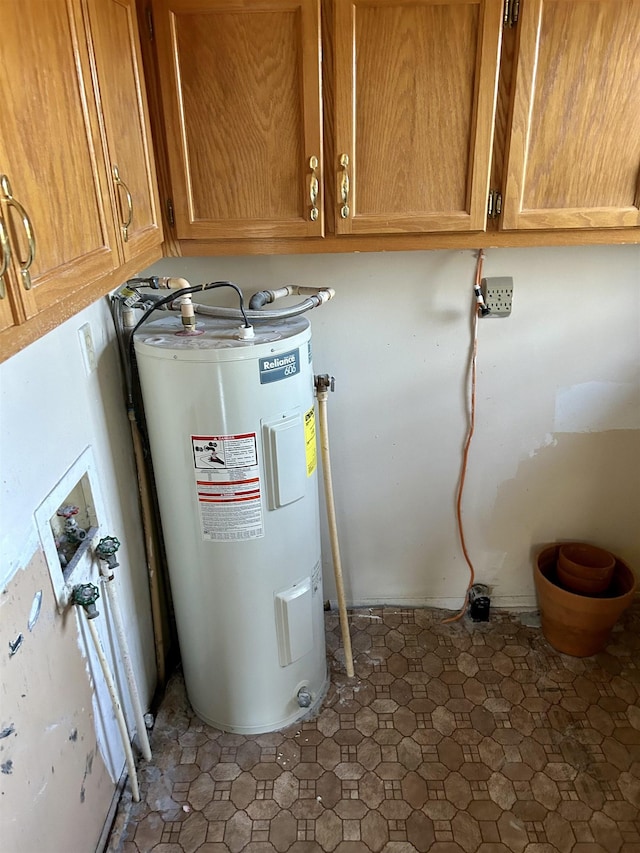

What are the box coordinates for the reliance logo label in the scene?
[259,348,300,384]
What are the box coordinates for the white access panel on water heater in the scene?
[275,578,314,666]
[263,412,307,508]
[134,314,328,733]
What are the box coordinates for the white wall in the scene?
[0,297,155,683]
[0,296,156,850]
[144,244,640,609]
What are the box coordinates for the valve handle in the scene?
[96,536,121,559]
[72,583,100,619]
[57,504,79,519]
[314,374,335,393]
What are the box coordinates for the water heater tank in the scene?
[134,314,327,733]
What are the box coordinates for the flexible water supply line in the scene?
[315,375,354,678]
[249,285,336,310]
[191,293,333,323]
[72,585,140,802]
[131,277,335,324]
[96,537,152,762]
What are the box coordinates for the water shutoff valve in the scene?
[314,374,335,394]
[72,583,100,619]
[96,536,121,570]
[57,504,79,520]
[57,504,86,544]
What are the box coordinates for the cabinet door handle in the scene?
[0,214,10,299]
[0,174,36,291]
[112,165,133,242]
[309,156,320,222]
[339,154,350,219]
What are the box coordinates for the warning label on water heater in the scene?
[304,407,317,477]
[191,433,264,541]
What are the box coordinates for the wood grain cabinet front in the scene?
[500,0,640,231]
[146,0,640,250]
[333,0,503,235]
[0,0,120,344]
[85,0,164,261]
[151,0,324,240]
[150,0,504,240]
[0,0,162,363]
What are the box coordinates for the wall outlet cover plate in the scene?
[481,276,513,317]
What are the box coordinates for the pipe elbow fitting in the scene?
[248,290,272,309]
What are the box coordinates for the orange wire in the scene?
[442,250,484,624]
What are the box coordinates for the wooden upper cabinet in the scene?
[0,0,119,324]
[333,0,503,235]
[151,0,324,239]
[0,210,20,336]
[84,0,163,260]
[501,0,640,230]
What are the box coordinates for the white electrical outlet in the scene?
[78,322,97,373]
[481,277,513,317]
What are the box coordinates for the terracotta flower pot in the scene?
[534,544,637,657]
[557,542,615,595]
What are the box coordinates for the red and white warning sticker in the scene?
[191,434,263,541]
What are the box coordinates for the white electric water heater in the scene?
[134,314,327,733]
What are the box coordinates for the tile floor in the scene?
[109,603,640,853]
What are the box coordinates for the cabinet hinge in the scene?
[504,0,519,27]
[487,189,502,219]
[166,198,175,227]
[146,6,154,40]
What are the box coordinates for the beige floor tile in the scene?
[109,603,640,852]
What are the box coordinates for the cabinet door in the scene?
[502,0,640,230]
[334,0,503,235]
[85,0,163,261]
[152,0,323,239]
[0,0,119,320]
[0,211,21,335]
